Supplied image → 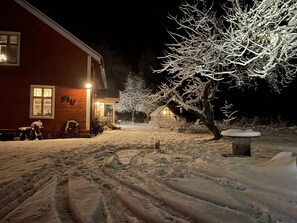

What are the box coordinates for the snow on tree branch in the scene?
[220,100,238,125]
[151,1,230,114]
[223,0,297,91]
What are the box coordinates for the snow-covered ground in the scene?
[0,122,296,223]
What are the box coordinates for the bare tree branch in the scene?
[151,0,297,139]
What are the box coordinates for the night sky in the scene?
[26,0,182,63]
[25,0,297,122]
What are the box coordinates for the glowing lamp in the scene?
[85,83,92,89]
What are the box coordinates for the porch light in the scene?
[85,82,92,89]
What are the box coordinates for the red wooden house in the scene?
[0,0,118,139]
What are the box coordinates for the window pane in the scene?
[0,45,7,62]
[7,45,17,63]
[33,98,42,115]
[0,35,7,43]
[43,88,52,97]
[0,45,7,53]
[10,35,18,44]
[31,85,54,118]
[43,99,52,115]
[34,88,42,97]
[0,33,19,65]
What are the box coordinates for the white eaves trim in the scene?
[14,0,108,88]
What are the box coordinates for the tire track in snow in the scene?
[89,172,135,222]
[99,145,264,222]
[51,176,77,223]
[78,157,194,222]
[0,169,52,220]
[102,167,216,223]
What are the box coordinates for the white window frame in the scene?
[0,31,20,66]
[30,85,55,119]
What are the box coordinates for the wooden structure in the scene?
[0,0,119,139]
[148,105,180,128]
[221,129,261,156]
[149,105,177,122]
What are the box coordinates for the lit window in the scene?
[30,85,55,119]
[161,107,172,117]
[0,32,20,66]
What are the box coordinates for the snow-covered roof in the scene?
[149,105,166,117]
[149,105,173,117]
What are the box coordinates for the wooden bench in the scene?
[18,121,44,140]
[221,129,261,156]
[18,126,43,140]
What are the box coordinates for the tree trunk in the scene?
[199,104,222,140]
[131,110,135,123]
[205,121,222,140]
[201,80,222,140]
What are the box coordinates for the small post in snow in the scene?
[154,140,160,150]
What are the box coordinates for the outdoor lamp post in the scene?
[85,82,92,133]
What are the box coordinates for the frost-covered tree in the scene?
[115,73,152,123]
[151,0,297,140]
[223,0,297,91]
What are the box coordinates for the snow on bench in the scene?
[221,129,261,156]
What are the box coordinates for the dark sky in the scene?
[26,0,182,61]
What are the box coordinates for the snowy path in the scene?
[0,124,296,222]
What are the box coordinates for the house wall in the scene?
[44,87,87,138]
[0,0,101,137]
